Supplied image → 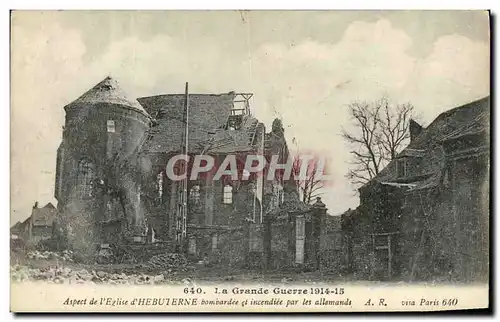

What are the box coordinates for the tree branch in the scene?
[343,97,415,188]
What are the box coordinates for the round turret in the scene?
[56,77,152,257]
[63,76,151,163]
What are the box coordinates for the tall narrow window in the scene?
[223,185,233,204]
[396,159,406,178]
[189,185,201,204]
[188,237,197,255]
[157,172,164,199]
[272,184,283,208]
[211,234,218,251]
[189,184,202,215]
[107,120,116,133]
[277,184,284,206]
[76,159,95,198]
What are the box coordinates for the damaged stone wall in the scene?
[59,199,100,261]
[449,154,489,282]
[399,188,453,281]
[320,215,345,274]
[344,157,489,282]
[56,101,151,256]
[341,206,376,279]
[186,227,249,268]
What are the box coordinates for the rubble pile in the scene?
[27,250,74,262]
[139,253,188,272]
[10,265,171,285]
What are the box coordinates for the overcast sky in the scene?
[10,10,490,223]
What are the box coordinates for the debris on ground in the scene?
[138,253,188,272]
[26,250,74,262]
[10,264,175,285]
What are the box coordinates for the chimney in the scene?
[33,201,38,209]
[409,119,423,141]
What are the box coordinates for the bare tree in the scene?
[378,99,414,161]
[292,157,324,204]
[342,97,415,186]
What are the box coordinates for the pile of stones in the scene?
[138,253,188,272]
[27,250,74,262]
[10,265,173,285]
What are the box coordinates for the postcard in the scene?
[10,10,490,312]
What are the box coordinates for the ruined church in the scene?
[54,77,328,269]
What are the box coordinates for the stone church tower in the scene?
[54,76,151,257]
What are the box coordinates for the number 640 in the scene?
[442,298,458,306]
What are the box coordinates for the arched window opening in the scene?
[223,184,233,204]
[76,159,95,198]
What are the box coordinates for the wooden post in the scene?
[176,82,190,253]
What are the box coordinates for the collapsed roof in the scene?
[137,93,264,155]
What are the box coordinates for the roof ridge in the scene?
[425,96,490,130]
[138,92,236,100]
[439,110,490,142]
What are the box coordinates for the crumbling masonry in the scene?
[54,77,327,268]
